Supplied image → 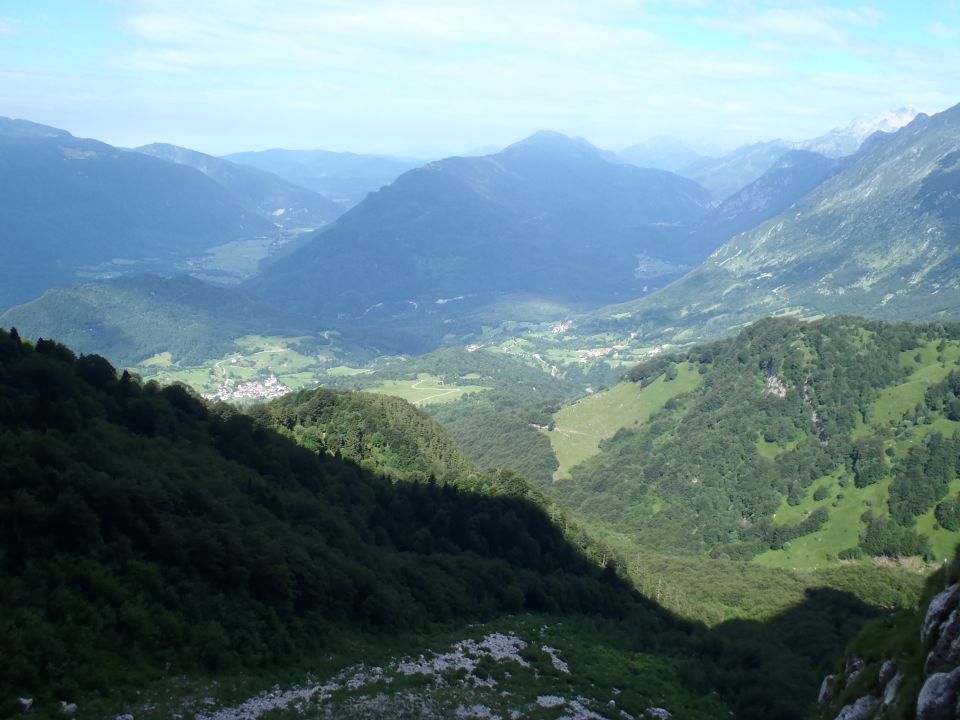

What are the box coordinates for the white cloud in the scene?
[0,0,954,156]
[928,21,960,38]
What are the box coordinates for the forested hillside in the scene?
[246,131,714,351]
[0,275,293,365]
[547,316,960,566]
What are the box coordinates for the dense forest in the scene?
[0,328,890,719]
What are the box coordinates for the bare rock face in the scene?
[818,674,836,704]
[845,657,866,687]
[922,583,960,644]
[881,671,903,710]
[877,659,898,688]
[925,605,960,674]
[833,695,879,720]
[916,666,960,720]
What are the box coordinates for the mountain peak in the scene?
[502,130,601,157]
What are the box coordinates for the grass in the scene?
[755,469,893,570]
[915,476,960,562]
[546,363,700,480]
[754,342,960,570]
[326,366,374,377]
[366,374,490,407]
[190,237,275,279]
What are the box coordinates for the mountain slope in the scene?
[607,102,960,347]
[223,148,422,207]
[0,118,274,308]
[0,328,682,714]
[670,149,846,265]
[246,131,713,348]
[546,316,960,566]
[136,143,342,229]
[0,274,291,365]
[800,106,921,158]
[0,328,907,720]
[618,136,705,173]
[679,139,793,200]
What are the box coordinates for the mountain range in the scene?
[0,118,276,308]
[619,107,921,201]
[601,103,960,346]
[135,143,343,230]
[4,99,960,720]
[245,130,713,348]
[223,147,423,207]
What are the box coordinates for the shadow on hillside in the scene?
[0,328,885,720]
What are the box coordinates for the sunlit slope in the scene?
[547,363,701,479]
[547,316,960,567]
[596,102,960,347]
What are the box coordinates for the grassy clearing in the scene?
[916,476,960,561]
[547,363,700,480]
[755,341,960,570]
[190,237,275,278]
[755,470,893,570]
[366,373,489,407]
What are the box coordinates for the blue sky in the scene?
[0,1,957,156]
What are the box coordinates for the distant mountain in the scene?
[613,150,845,297]
[679,139,794,201]
[689,149,847,251]
[136,143,343,229]
[246,130,713,350]
[223,148,423,207]
[799,106,921,158]
[604,102,960,346]
[618,136,705,173]
[0,274,290,365]
[0,118,274,309]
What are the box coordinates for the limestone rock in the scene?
[833,695,879,720]
[922,583,960,644]
[925,606,960,674]
[916,666,960,720]
[878,659,898,688]
[60,701,77,715]
[882,672,903,710]
[818,674,836,704]
[645,709,672,720]
[845,657,866,687]
[17,698,32,713]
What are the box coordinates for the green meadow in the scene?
[547,362,700,479]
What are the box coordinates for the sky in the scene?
[0,1,958,157]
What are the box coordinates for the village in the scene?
[203,374,293,403]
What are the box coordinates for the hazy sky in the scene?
[1,1,958,157]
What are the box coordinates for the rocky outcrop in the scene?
[819,674,836,704]
[819,582,960,720]
[921,584,960,644]
[916,666,960,720]
[833,695,879,720]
